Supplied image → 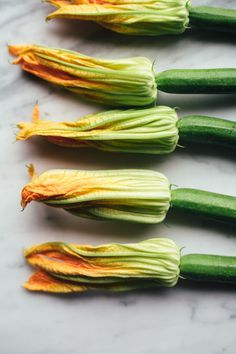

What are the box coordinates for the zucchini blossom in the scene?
[9,44,157,107]
[24,238,180,293]
[17,104,179,155]
[46,0,190,36]
[21,166,171,223]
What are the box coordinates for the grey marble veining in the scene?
[0,1,236,353]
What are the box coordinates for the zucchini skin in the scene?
[156,68,236,94]
[189,6,236,33]
[171,188,236,224]
[177,115,236,149]
[180,254,236,283]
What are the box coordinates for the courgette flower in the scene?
[9,44,157,107]
[10,44,236,106]
[17,104,179,154]
[24,238,180,293]
[21,166,171,223]
[46,0,190,36]
[22,166,236,225]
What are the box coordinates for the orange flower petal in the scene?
[24,270,88,293]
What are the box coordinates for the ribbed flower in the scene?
[21,167,171,223]
[24,238,181,293]
[46,0,190,36]
[17,105,179,154]
[9,44,157,107]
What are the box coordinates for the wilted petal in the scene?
[17,104,179,154]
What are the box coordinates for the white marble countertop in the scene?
[1,1,236,353]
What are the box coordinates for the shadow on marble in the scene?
[21,281,170,302]
[175,142,236,163]
[41,207,156,241]
[21,280,236,305]
[178,279,236,293]
[186,27,236,47]
[45,19,236,50]
[159,92,236,113]
[17,135,172,170]
[20,197,235,243]
[166,208,236,239]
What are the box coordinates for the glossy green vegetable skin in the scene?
[156,69,236,94]
[189,6,236,33]
[178,115,236,149]
[180,254,236,283]
[171,188,236,224]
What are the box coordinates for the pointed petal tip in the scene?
[45,15,52,23]
[21,184,34,209]
[21,195,28,209]
[27,163,36,179]
[20,164,38,209]
[8,45,21,65]
[8,44,16,55]
[8,44,23,56]
[32,104,40,122]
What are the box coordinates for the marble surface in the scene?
[1,1,236,353]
